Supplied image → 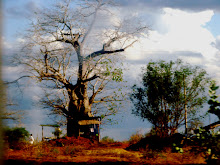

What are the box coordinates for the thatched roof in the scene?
[78,120,100,125]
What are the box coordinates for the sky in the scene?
[2,0,220,141]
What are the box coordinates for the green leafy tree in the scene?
[53,127,62,139]
[130,59,210,137]
[12,0,147,137]
[4,127,29,149]
[208,80,220,119]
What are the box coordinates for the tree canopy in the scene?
[208,80,220,119]
[130,59,210,137]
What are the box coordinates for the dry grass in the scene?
[3,137,207,164]
[142,147,206,164]
[80,148,143,162]
[128,130,144,145]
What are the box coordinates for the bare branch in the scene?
[4,76,34,84]
[123,40,137,49]
[81,75,100,83]
[85,48,124,60]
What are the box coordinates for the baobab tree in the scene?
[14,0,147,137]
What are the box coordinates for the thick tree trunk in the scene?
[66,82,92,137]
[67,118,79,137]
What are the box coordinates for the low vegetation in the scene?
[128,130,144,145]
[4,128,214,164]
[3,127,30,150]
[101,136,115,143]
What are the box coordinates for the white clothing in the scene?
[29,135,34,144]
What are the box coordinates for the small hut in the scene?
[78,116,101,141]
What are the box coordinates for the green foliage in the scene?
[102,59,124,82]
[173,81,220,160]
[172,143,184,153]
[4,127,29,149]
[190,128,220,161]
[91,58,126,125]
[101,136,115,143]
[4,127,29,142]
[130,59,210,137]
[52,127,62,139]
[208,80,220,119]
[129,131,144,145]
[171,128,220,161]
[193,82,220,161]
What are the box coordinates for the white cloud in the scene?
[2,66,24,81]
[123,7,220,89]
[214,35,220,50]
[162,8,213,28]
[2,37,12,49]
[126,8,217,63]
[16,37,26,43]
[159,9,215,58]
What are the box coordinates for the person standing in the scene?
[29,134,34,144]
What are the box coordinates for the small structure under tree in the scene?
[78,117,101,141]
[40,116,101,141]
[40,124,60,141]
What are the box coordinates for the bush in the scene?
[4,127,29,149]
[129,131,143,145]
[52,127,62,139]
[101,136,115,143]
[190,128,220,162]
[127,134,179,152]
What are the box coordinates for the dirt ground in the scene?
[3,137,207,165]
